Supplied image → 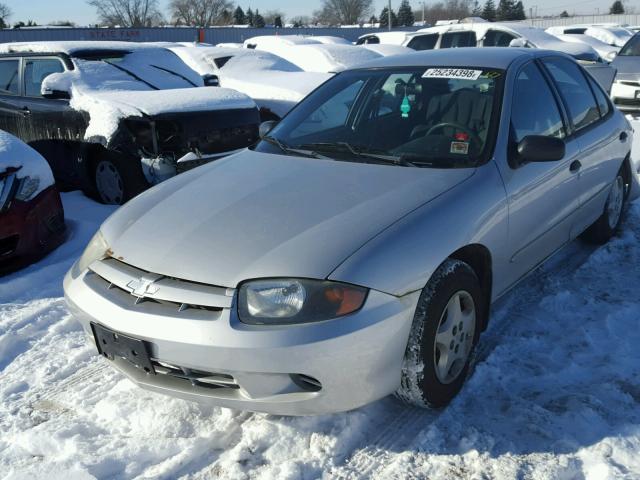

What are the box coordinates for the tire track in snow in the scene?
[331,240,599,479]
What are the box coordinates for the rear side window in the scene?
[587,74,611,117]
[0,59,19,95]
[483,30,516,47]
[24,58,65,97]
[407,34,438,50]
[511,62,565,144]
[441,31,477,48]
[541,57,600,131]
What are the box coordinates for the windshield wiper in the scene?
[300,142,417,167]
[150,64,198,87]
[262,136,331,160]
[103,60,159,90]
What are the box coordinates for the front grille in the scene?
[151,359,239,390]
[86,257,233,315]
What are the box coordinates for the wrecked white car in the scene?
[0,42,260,204]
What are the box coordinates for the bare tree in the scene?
[314,0,373,25]
[0,3,12,29]
[169,0,233,26]
[413,0,474,25]
[263,9,286,26]
[87,0,163,27]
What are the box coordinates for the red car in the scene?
[1,132,65,275]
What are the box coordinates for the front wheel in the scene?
[396,259,483,408]
[583,169,626,244]
[90,153,149,205]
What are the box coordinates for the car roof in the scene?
[0,41,162,56]
[350,47,540,70]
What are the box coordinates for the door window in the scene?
[483,30,517,47]
[23,58,65,97]
[407,34,438,50]
[441,31,477,48]
[541,57,600,132]
[0,59,19,95]
[511,62,565,145]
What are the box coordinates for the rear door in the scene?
[498,60,582,289]
[0,57,30,138]
[21,56,87,185]
[540,56,629,236]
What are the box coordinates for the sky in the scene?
[3,0,637,25]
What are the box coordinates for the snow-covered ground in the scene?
[1,192,639,479]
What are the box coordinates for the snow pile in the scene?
[1,191,639,478]
[242,35,322,50]
[0,131,54,193]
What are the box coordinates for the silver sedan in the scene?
[64,48,639,415]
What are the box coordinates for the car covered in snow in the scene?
[610,34,640,111]
[551,33,620,62]
[64,48,638,415]
[0,42,260,204]
[169,46,332,120]
[546,25,633,48]
[1,130,65,274]
[355,31,414,46]
[243,36,385,73]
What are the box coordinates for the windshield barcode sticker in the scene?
[423,68,483,80]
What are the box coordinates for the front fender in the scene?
[328,162,509,298]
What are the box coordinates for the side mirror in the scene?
[517,135,565,163]
[203,74,219,87]
[259,120,278,138]
[508,38,528,48]
[42,89,71,100]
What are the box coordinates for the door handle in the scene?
[570,160,582,173]
[620,131,628,142]
[21,107,31,116]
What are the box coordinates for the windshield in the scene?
[255,66,504,168]
[618,34,640,55]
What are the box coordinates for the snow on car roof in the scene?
[0,41,160,55]
[254,43,383,73]
[358,31,411,45]
[0,130,54,192]
[169,46,301,76]
[361,44,414,56]
[243,35,322,49]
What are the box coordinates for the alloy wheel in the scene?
[607,175,624,230]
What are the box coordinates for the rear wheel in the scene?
[396,259,482,408]
[583,169,626,244]
[89,153,149,205]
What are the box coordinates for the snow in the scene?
[252,43,383,73]
[168,46,331,117]
[0,41,161,55]
[357,31,411,45]
[361,44,414,57]
[0,131,54,194]
[70,87,256,145]
[242,35,322,50]
[1,189,640,478]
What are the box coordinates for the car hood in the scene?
[612,56,640,78]
[536,40,599,61]
[101,150,474,287]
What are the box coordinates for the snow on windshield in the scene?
[0,131,54,193]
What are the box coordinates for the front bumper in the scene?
[63,265,419,415]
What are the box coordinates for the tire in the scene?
[396,259,483,409]
[583,168,627,245]
[89,152,149,205]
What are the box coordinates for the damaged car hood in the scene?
[100,150,474,287]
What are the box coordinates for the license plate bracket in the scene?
[91,322,155,374]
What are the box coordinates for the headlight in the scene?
[75,230,110,274]
[15,176,40,201]
[238,279,368,325]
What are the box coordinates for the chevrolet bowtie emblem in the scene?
[127,274,162,297]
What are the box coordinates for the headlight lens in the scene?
[238,279,368,325]
[15,176,40,201]
[75,230,110,274]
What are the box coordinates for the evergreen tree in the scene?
[233,6,245,24]
[560,10,569,17]
[379,6,398,28]
[496,0,513,20]
[512,1,525,19]
[471,0,483,16]
[610,0,624,14]
[274,15,283,27]
[369,14,378,24]
[254,9,265,27]
[397,0,414,26]
[482,0,497,20]
[246,7,254,26]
